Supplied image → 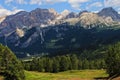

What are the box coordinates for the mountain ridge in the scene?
[0,7,120,57]
[0,7,120,29]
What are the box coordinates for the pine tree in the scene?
[0,44,25,80]
[78,60,82,70]
[70,54,78,70]
[59,56,69,71]
[82,59,89,69]
[89,61,95,69]
[38,59,44,72]
[44,58,53,72]
[30,58,38,71]
[52,57,59,73]
[105,43,120,77]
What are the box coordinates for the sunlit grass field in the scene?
[25,70,108,80]
[0,76,4,80]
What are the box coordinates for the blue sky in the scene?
[0,0,120,16]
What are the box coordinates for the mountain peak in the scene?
[103,7,114,11]
[98,7,116,14]
[79,12,105,28]
[61,9,70,16]
[66,12,77,18]
[98,7,120,21]
[48,8,58,15]
[79,10,88,16]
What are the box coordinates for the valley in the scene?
[0,6,120,80]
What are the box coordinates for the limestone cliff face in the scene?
[16,28,24,37]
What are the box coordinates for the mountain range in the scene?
[0,7,120,58]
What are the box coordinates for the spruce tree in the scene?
[0,44,25,80]
[38,59,44,72]
[105,43,120,77]
[52,58,59,73]
[70,54,78,70]
[59,56,69,71]
[44,58,53,72]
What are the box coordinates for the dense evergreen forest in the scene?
[23,54,106,73]
[22,42,120,78]
[0,42,120,80]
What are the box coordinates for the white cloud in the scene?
[0,5,3,9]
[0,6,23,17]
[30,0,42,5]
[4,0,120,11]
[16,0,27,4]
[86,2,103,10]
[5,0,27,4]
[0,9,11,16]
[118,8,120,14]
[46,0,67,4]
[12,9,24,14]
[5,0,13,4]
[89,2,102,8]
[68,0,89,10]
[6,0,114,12]
[30,0,89,10]
[30,0,67,5]
[4,0,90,10]
[104,0,120,8]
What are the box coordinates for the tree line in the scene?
[23,54,106,73]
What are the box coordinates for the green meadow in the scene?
[25,70,108,80]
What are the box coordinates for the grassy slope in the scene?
[25,70,108,80]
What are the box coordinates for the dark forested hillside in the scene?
[1,24,120,58]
